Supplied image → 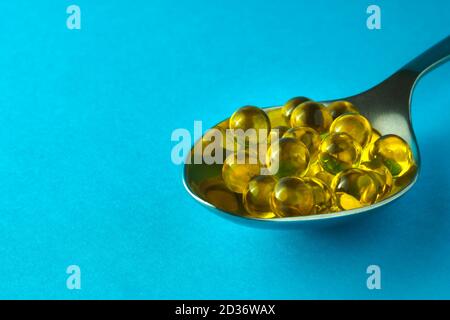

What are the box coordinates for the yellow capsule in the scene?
[283,126,321,159]
[268,125,290,145]
[197,177,243,213]
[331,168,381,210]
[326,101,359,119]
[392,163,418,193]
[266,137,310,178]
[243,175,277,218]
[281,96,311,123]
[222,151,261,193]
[229,105,271,146]
[318,132,361,174]
[306,161,335,186]
[270,177,315,217]
[303,177,334,214]
[361,128,381,162]
[329,114,372,148]
[290,101,333,134]
[360,158,393,200]
[370,134,414,178]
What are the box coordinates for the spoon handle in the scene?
[402,35,450,76]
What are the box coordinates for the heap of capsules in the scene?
[216,97,416,218]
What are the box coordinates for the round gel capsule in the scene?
[326,101,359,119]
[243,175,277,218]
[290,101,333,134]
[360,158,393,201]
[306,161,335,187]
[229,105,271,146]
[222,151,261,193]
[270,177,315,217]
[268,125,289,145]
[361,128,381,162]
[370,134,414,178]
[331,168,381,210]
[303,177,334,214]
[283,126,321,159]
[266,137,310,178]
[329,113,372,148]
[318,132,361,175]
[281,96,311,123]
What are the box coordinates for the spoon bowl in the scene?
[183,36,450,228]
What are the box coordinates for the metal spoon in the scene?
[183,36,450,228]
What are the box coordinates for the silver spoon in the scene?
[183,36,450,228]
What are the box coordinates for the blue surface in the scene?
[0,0,449,299]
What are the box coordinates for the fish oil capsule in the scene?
[326,101,359,119]
[331,168,381,210]
[306,162,335,188]
[360,158,393,200]
[222,151,261,193]
[268,126,289,145]
[318,132,361,175]
[266,137,310,178]
[303,177,334,214]
[329,114,372,148]
[270,177,315,217]
[281,96,311,123]
[229,105,271,146]
[243,175,277,218]
[361,128,381,162]
[370,134,414,178]
[283,126,321,159]
[290,101,333,134]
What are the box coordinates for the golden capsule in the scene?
[268,125,290,145]
[360,158,393,200]
[270,177,315,217]
[283,126,321,159]
[281,96,311,123]
[318,132,361,175]
[361,128,381,162]
[326,101,359,119]
[370,134,414,178]
[229,105,271,146]
[266,137,310,178]
[392,163,418,193]
[305,161,333,185]
[329,114,372,148]
[243,175,277,218]
[290,101,333,134]
[222,151,261,193]
[303,177,334,214]
[331,168,381,210]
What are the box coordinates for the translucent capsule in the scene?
[229,105,271,146]
[303,177,334,214]
[281,96,311,123]
[331,168,381,210]
[290,101,333,134]
[222,151,261,193]
[306,161,335,187]
[326,101,359,119]
[361,128,381,162]
[268,126,289,145]
[266,137,310,178]
[392,163,418,193]
[370,134,414,178]
[270,177,315,217]
[329,114,372,148]
[318,132,361,175]
[243,175,277,218]
[360,158,393,200]
[283,126,321,159]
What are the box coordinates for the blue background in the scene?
[0,0,449,299]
